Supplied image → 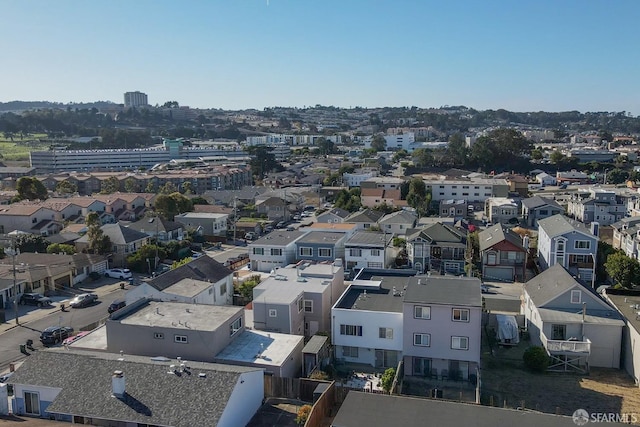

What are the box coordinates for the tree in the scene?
[370,134,386,152]
[316,137,335,155]
[247,145,282,180]
[334,188,361,212]
[190,196,209,205]
[171,257,192,270]
[154,192,193,220]
[100,176,120,194]
[447,133,468,166]
[523,346,549,373]
[380,367,396,393]
[392,149,409,162]
[181,181,194,195]
[238,275,262,300]
[159,182,178,195]
[530,148,544,161]
[605,251,640,288]
[15,234,50,253]
[46,243,76,255]
[55,179,77,195]
[411,148,433,168]
[16,177,48,201]
[406,178,430,216]
[86,212,111,255]
[127,244,167,273]
[606,168,629,185]
[124,177,139,193]
[145,180,157,193]
[469,128,532,172]
[549,150,565,164]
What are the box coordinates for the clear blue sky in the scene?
[2,0,639,114]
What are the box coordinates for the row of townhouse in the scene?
[36,166,252,195]
[566,187,636,226]
[332,274,482,380]
[0,193,155,235]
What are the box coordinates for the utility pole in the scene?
[154,215,160,272]
[5,245,20,325]
[233,197,238,244]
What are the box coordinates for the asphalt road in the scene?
[0,287,126,372]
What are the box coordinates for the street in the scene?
[0,286,126,373]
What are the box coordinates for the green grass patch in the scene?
[0,135,50,161]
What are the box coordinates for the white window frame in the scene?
[340,324,363,336]
[350,248,362,257]
[379,327,393,339]
[304,300,313,313]
[174,335,188,344]
[414,305,431,319]
[570,290,582,304]
[452,308,470,322]
[370,249,381,256]
[574,240,591,250]
[253,247,264,255]
[230,317,242,336]
[413,333,431,347]
[451,336,469,350]
[318,248,332,258]
[299,247,313,256]
[269,309,277,317]
[270,248,282,256]
[342,346,359,358]
[24,391,40,416]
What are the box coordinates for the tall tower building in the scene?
[124,91,148,108]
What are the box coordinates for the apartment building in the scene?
[249,230,307,272]
[423,178,509,203]
[567,187,634,226]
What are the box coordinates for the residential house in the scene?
[345,231,395,272]
[567,188,634,226]
[256,196,290,221]
[7,349,263,427]
[521,195,565,228]
[332,392,589,427]
[402,276,482,381]
[344,209,385,231]
[0,252,76,294]
[523,265,624,371]
[360,188,406,209]
[174,212,227,237]
[249,230,307,272]
[485,197,520,225]
[252,261,344,337]
[0,204,61,236]
[71,253,109,284]
[503,173,530,198]
[214,329,304,378]
[306,222,358,240]
[439,199,468,220]
[127,216,184,242]
[378,210,417,236]
[602,288,640,386]
[343,168,379,188]
[125,255,234,306]
[478,224,526,282]
[92,193,154,221]
[295,231,346,263]
[316,207,350,224]
[556,170,589,184]
[405,223,467,274]
[611,217,640,259]
[536,172,557,186]
[360,176,405,191]
[107,299,245,361]
[537,215,599,284]
[75,223,150,267]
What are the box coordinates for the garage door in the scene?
[54,275,71,289]
[484,267,513,282]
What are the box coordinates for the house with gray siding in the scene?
[537,215,599,284]
[402,276,482,381]
[125,255,233,306]
[252,261,344,337]
[295,231,346,263]
[344,208,385,230]
[603,288,640,386]
[478,223,526,282]
[316,207,350,224]
[249,230,307,272]
[405,223,466,274]
[521,196,565,228]
[106,299,245,362]
[378,209,417,236]
[523,265,624,372]
[344,231,395,272]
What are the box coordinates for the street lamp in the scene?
[5,247,20,325]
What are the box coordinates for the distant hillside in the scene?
[0,100,120,112]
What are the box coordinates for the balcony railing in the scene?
[541,332,591,354]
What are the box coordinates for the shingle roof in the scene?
[406,222,465,245]
[127,217,183,233]
[538,214,594,238]
[8,350,258,427]
[319,207,350,219]
[296,231,344,245]
[77,223,149,245]
[403,276,482,306]
[148,256,233,292]
[332,392,588,427]
[346,231,392,246]
[251,230,306,246]
[478,223,525,252]
[521,195,563,210]
[378,210,417,225]
[345,209,385,224]
[523,264,597,307]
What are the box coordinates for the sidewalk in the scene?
[0,280,126,335]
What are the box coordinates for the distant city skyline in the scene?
[2,1,639,115]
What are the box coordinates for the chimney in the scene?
[112,370,125,398]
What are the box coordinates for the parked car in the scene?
[104,268,133,279]
[62,331,90,346]
[244,232,257,240]
[481,284,490,294]
[286,226,295,231]
[293,214,301,221]
[276,221,286,229]
[108,299,126,314]
[19,293,52,307]
[69,293,98,308]
[40,326,74,345]
[264,225,274,233]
